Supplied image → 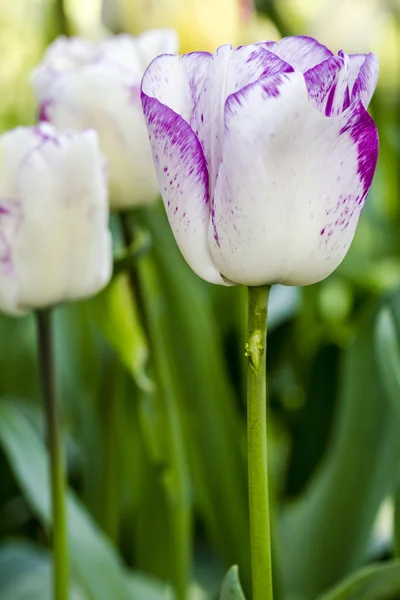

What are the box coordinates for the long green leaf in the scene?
[281,295,400,598]
[316,561,400,600]
[375,306,400,421]
[0,399,132,600]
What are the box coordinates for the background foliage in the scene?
[0,0,399,599]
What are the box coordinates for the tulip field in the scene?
[0,1,399,599]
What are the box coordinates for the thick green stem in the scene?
[36,310,69,600]
[119,211,190,600]
[246,285,273,600]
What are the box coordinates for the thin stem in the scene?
[246,285,273,600]
[99,353,119,543]
[36,310,69,600]
[118,211,190,600]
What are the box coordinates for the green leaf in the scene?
[375,306,400,422]
[0,541,87,600]
[220,566,246,600]
[0,398,132,600]
[316,561,400,600]
[89,273,152,393]
[0,541,48,594]
[281,296,400,598]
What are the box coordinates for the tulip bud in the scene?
[102,0,242,53]
[141,37,379,287]
[0,125,112,315]
[31,31,178,210]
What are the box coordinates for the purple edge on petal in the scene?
[141,89,212,232]
[339,100,379,199]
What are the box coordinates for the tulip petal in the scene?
[350,52,379,108]
[14,129,112,310]
[0,201,20,314]
[0,128,44,314]
[209,71,378,286]
[323,51,352,116]
[192,44,293,197]
[135,29,179,70]
[304,56,343,114]
[258,36,333,73]
[37,63,161,209]
[141,52,212,122]
[141,90,227,285]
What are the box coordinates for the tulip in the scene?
[141,36,379,287]
[0,124,112,315]
[102,0,242,53]
[31,30,178,210]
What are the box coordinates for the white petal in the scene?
[38,63,160,209]
[209,71,378,286]
[13,129,112,310]
[31,37,97,98]
[350,52,379,108]
[191,44,293,197]
[135,29,179,69]
[0,127,45,314]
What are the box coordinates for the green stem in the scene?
[55,0,70,36]
[99,353,119,543]
[36,310,69,600]
[118,211,190,600]
[246,285,273,600]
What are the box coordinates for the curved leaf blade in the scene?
[316,561,400,600]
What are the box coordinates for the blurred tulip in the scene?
[31,31,178,209]
[141,37,379,287]
[102,0,243,52]
[0,124,112,315]
[280,0,399,93]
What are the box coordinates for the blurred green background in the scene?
[0,1,399,599]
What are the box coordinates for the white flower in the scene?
[141,36,379,286]
[31,30,178,210]
[0,124,112,315]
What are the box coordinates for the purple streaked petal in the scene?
[209,71,377,286]
[192,44,293,199]
[304,56,343,114]
[227,44,294,92]
[350,52,379,108]
[324,51,351,116]
[141,92,226,285]
[141,52,212,123]
[258,36,333,73]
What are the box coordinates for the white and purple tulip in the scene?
[0,125,112,315]
[141,36,379,286]
[31,30,178,210]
